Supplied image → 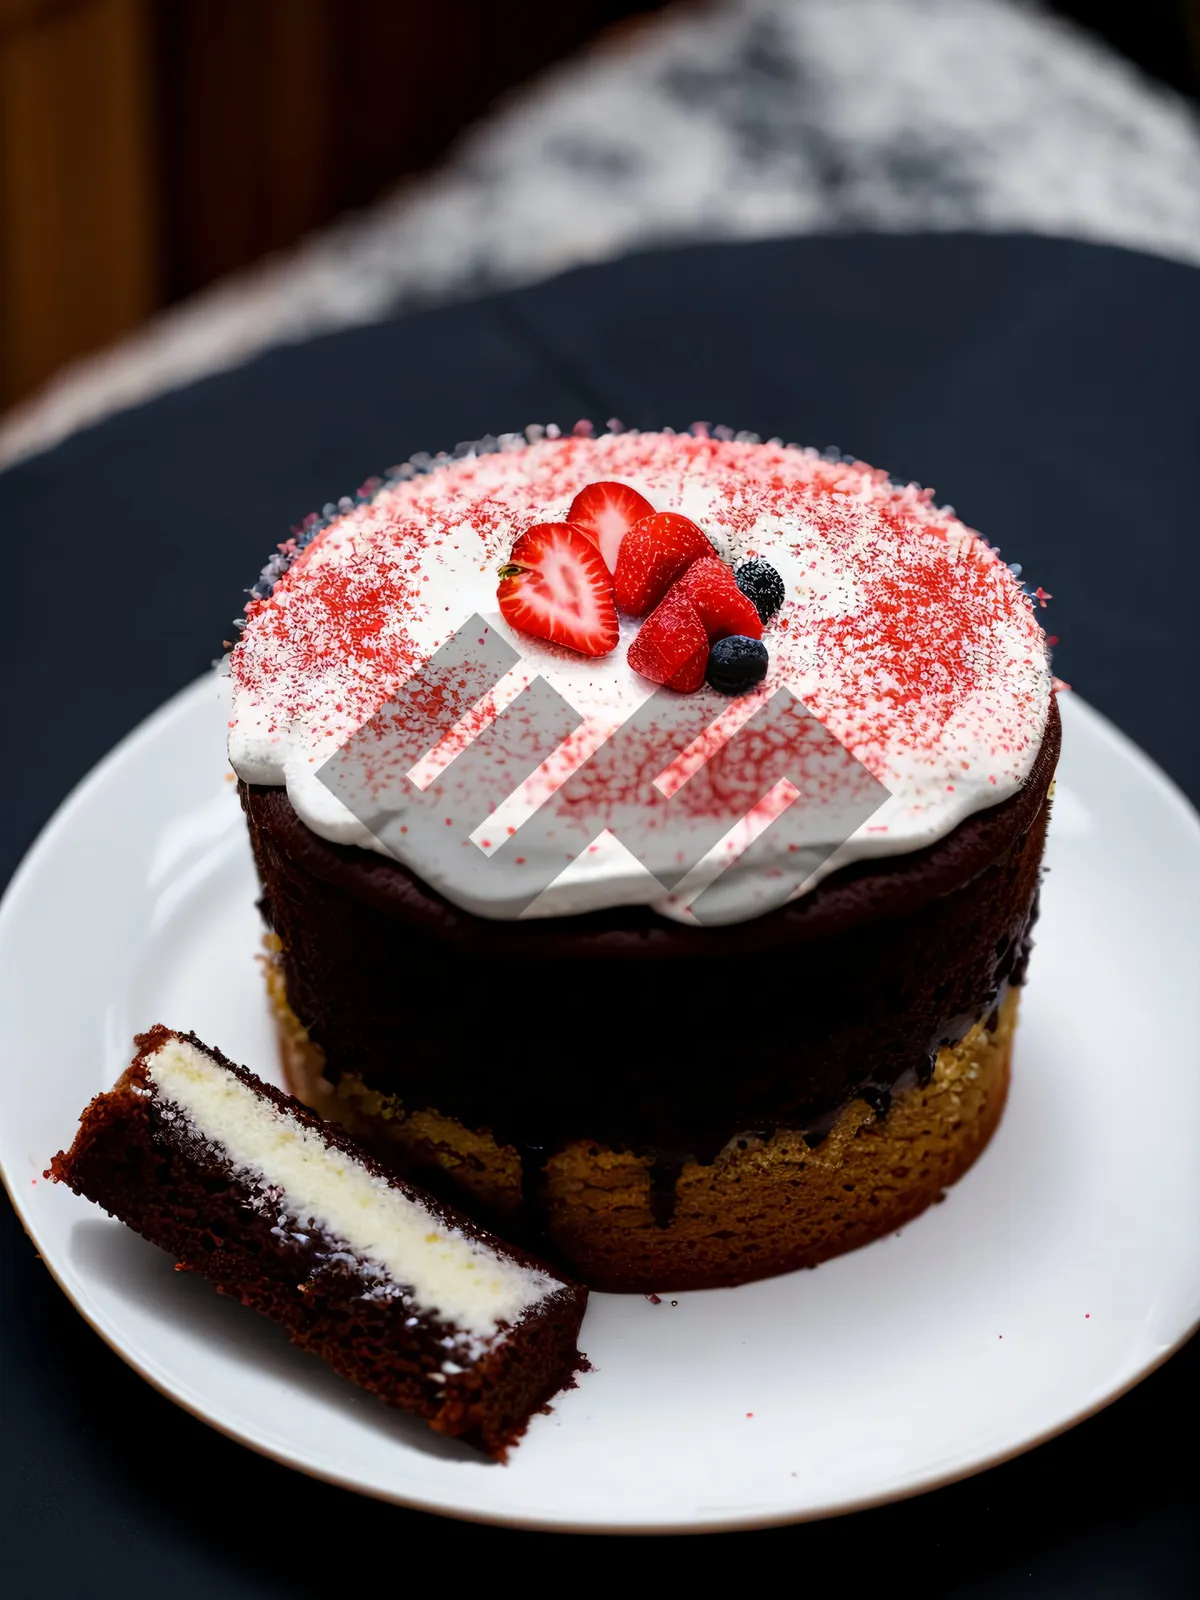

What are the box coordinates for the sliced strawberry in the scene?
[627,586,708,693]
[497,522,619,657]
[680,557,763,642]
[567,480,654,573]
[613,512,712,616]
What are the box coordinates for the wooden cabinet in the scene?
[0,0,657,413]
[0,0,156,409]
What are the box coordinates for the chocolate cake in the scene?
[227,424,1059,1290]
[48,1026,587,1457]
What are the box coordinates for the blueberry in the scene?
[706,635,769,694]
[735,558,785,622]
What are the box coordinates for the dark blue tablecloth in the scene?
[2,235,1197,1591]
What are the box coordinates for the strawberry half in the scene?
[567,480,654,573]
[497,522,620,657]
[680,557,763,641]
[627,586,709,693]
[613,512,712,617]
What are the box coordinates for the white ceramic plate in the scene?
[1,678,1198,1533]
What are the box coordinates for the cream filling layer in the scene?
[145,1037,559,1345]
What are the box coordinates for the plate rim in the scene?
[2,675,1199,1535]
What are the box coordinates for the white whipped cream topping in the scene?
[145,1035,560,1346]
[228,431,1052,925]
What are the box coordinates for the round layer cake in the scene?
[229,424,1057,1291]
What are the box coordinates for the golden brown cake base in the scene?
[263,936,1015,1292]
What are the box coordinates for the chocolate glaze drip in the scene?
[856,1048,931,1122]
[858,1081,894,1118]
[934,1011,988,1052]
[1007,894,1040,987]
[516,1142,551,1246]
[802,1108,842,1149]
[645,1152,689,1229]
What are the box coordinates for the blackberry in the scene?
[735,558,785,622]
[706,635,769,695]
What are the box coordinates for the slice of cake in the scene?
[48,1026,587,1459]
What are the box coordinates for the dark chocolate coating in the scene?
[241,698,1060,1162]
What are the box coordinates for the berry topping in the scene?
[680,557,763,642]
[705,635,770,695]
[567,480,654,573]
[497,522,619,657]
[735,558,786,622]
[627,586,709,692]
[613,512,712,616]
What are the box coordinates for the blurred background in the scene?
[2,0,1198,465]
